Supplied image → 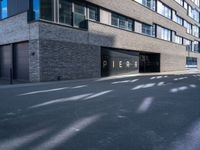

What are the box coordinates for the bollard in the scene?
[10,68,13,85]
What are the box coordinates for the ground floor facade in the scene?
[0,13,200,82]
[0,40,162,82]
[0,39,197,82]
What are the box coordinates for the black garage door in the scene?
[0,45,12,79]
[101,48,139,77]
[13,42,29,81]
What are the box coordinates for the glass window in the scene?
[74,3,86,28]
[186,57,197,68]
[193,41,199,52]
[40,0,54,21]
[88,5,98,21]
[127,19,133,31]
[193,9,199,22]
[184,39,192,51]
[184,1,188,9]
[157,1,171,19]
[174,34,183,44]
[135,0,156,10]
[192,25,199,37]
[175,0,183,6]
[111,13,119,27]
[157,26,171,41]
[184,20,192,34]
[142,23,155,36]
[188,5,199,22]
[192,0,200,7]
[59,0,72,25]
[172,11,183,25]
[119,16,126,29]
[32,0,40,20]
[0,0,7,19]
[111,13,134,31]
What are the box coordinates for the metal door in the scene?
[0,45,12,79]
[13,42,29,81]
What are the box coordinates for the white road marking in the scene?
[19,87,69,96]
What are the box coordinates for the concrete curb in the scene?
[0,69,199,89]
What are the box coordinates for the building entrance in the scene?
[139,52,160,73]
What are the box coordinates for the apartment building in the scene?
[0,0,200,82]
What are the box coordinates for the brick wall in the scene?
[39,40,101,81]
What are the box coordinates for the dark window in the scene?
[111,13,119,27]
[88,5,98,21]
[40,0,54,21]
[142,23,155,37]
[111,13,134,31]
[119,16,126,29]
[186,57,197,68]
[74,3,86,28]
[59,0,72,25]
[127,19,133,31]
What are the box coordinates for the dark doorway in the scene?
[139,52,160,73]
[13,42,29,81]
[0,45,12,79]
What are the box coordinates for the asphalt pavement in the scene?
[0,74,200,150]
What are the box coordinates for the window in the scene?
[186,57,197,68]
[88,5,99,21]
[193,41,199,52]
[184,39,192,51]
[74,3,86,28]
[174,34,183,44]
[184,1,188,10]
[157,1,172,19]
[111,13,134,31]
[172,11,183,25]
[0,0,7,19]
[192,9,199,22]
[31,0,40,20]
[142,23,155,36]
[127,19,133,31]
[111,13,119,27]
[59,0,72,25]
[192,0,200,7]
[188,6,199,22]
[135,0,156,10]
[157,26,171,41]
[40,0,54,21]
[119,16,126,29]
[175,0,183,5]
[192,25,199,37]
[184,20,192,34]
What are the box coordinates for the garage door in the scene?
[101,48,139,77]
[13,42,29,81]
[0,45,12,79]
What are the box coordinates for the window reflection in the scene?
[59,0,72,25]
[0,0,7,19]
[74,3,85,28]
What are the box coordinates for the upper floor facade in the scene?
[0,0,200,53]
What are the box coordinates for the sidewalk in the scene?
[97,69,200,81]
[0,69,199,88]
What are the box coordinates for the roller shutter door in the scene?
[13,42,29,81]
